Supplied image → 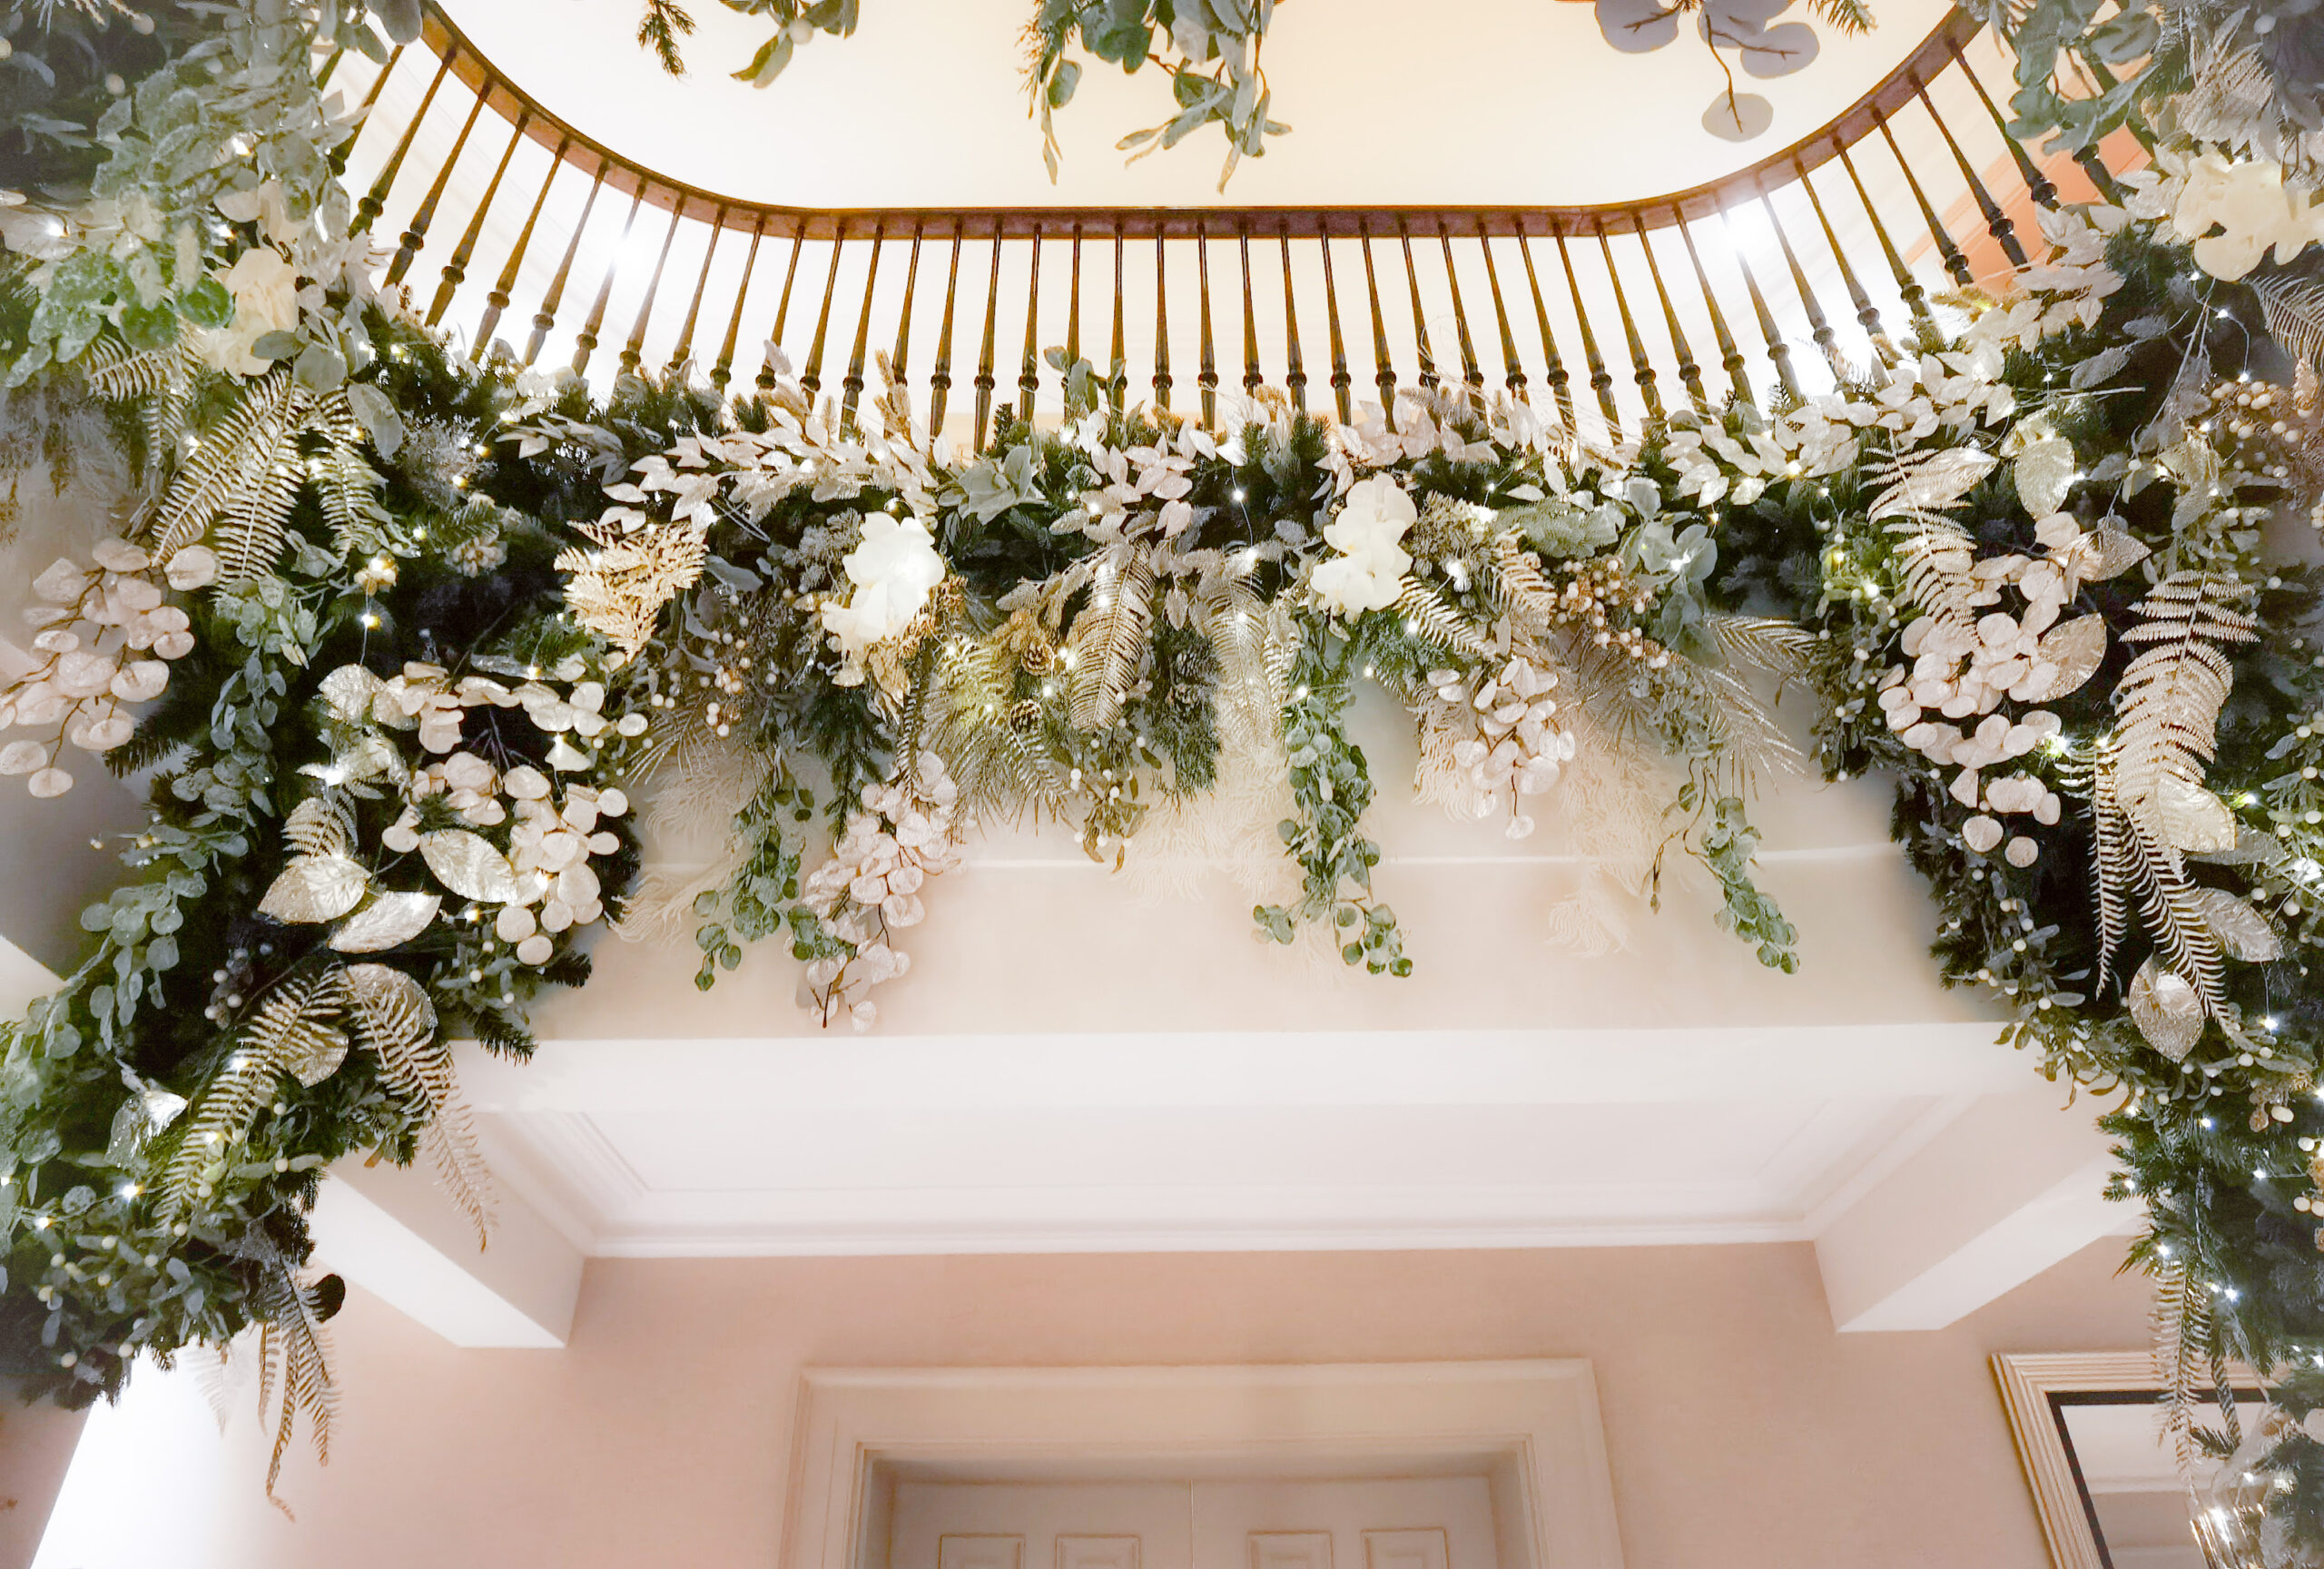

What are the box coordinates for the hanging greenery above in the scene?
[5,0,2324,1556]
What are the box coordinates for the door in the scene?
[887,1475,1503,1569]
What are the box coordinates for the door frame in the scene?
[779,1362,1625,1569]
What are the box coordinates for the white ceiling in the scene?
[447,0,1957,209]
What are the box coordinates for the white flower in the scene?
[821,514,946,656]
[200,245,301,376]
[1311,475,1416,617]
[2172,153,2324,281]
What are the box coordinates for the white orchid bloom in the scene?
[1310,475,1417,617]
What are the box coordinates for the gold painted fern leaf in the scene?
[2112,571,2256,855]
[155,969,348,1221]
[341,962,493,1247]
[1065,544,1157,728]
[254,1261,338,1515]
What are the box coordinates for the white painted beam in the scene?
[310,1155,583,1348]
[1815,1089,2126,1332]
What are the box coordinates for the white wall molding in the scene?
[1815,1090,2127,1332]
[782,1364,1626,1569]
[310,1154,584,1348]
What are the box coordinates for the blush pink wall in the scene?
[76,1238,2150,1568]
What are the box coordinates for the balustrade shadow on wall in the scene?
[336,6,2142,447]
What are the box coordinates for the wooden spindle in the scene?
[572,182,645,376]
[1717,208,1799,400]
[1793,156,1893,365]
[1359,219,1398,416]
[1593,217,1661,422]
[1949,38,2056,211]
[1875,104,1974,286]
[1915,77,2027,269]
[890,221,925,427]
[1672,209,1750,404]
[803,218,847,400]
[712,213,767,390]
[1554,231,1619,432]
[975,231,1002,449]
[619,200,684,376]
[352,47,453,236]
[1514,222,1575,429]
[1633,221,1702,411]
[1833,142,1935,340]
[672,203,730,371]
[1320,230,1354,423]
[523,157,605,367]
[1152,230,1173,411]
[1758,187,1842,380]
[842,219,887,428]
[1396,216,1438,390]
[386,80,485,287]
[432,108,529,329]
[931,220,964,437]
[1279,219,1306,415]
[1238,220,1263,399]
[1065,221,1084,370]
[761,228,804,390]
[1196,222,1218,429]
[1109,221,1127,413]
[1475,217,1526,400]
[1437,218,1482,392]
[1018,222,1044,425]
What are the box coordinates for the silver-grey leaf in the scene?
[418,829,518,903]
[256,854,369,923]
[2084,526,2151,581]
[318,663,385,723]
[2129,960,2206,1061]
[330,891,444,953]
[2188,887,2285,963]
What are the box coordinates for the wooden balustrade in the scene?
[336,6,2132,447]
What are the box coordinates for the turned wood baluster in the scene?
[571,182,645,375]
[1279,219,1307,415]
[759,228,804,390]
[386,75,486,288]
[1793,155,1894,366]
[711,213,767,390]
[431,108,530,329]
[522,157,605,367]
[1437,217,1482,394]
[889,221,925,428]
[1915,75,2027,269]
[1152,230,1173,412]
[1593,216,1662,422]
[1110,222,1128,413]
[1716,206,1799,400]
[1554,230,1619,432]
[1319,227,1354,424]
[1397,216,1438,390]
[1359,218,1398,419]
[1018,221,1045,425]
[803,217,848,400]
[1196,222,1219,429]
[841,219,888,429]
[1633,220,1703,411]
[1757,183,1843,380]
[352,47,448,235]
[1475,216,1526,400]
[1514,221,1575,429]
[1239,219,1263,399]
[1671,208,1751,405]
[1833,142,1936,340]
[974,229,1002,449]
[930,220,964,436]
[670,202,730,372]
[1874,104,1974,287]
[619,198,685,376]
[480,133,568,350]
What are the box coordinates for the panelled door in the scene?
[889,1476,1502,1569]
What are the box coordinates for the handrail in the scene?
[338,10,2137,446]
[411,5,2004,239]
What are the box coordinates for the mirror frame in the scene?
[1993,1351,2265,1569]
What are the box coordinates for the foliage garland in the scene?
[3,0,2324,1557]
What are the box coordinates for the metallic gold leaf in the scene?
[2188,887,2284,962]
[2191,825,2283,865]
[283,1025,350,1087]
[2014,614,2109,703]
[2130,959,2205,1061]
[2153,774,2240,854]
[256,854,368,923]
[2012,433,2078,517]
[319,663,384,722]
[418,829,517,903]
[330,891,443,953]
[2084,526,2151,581]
